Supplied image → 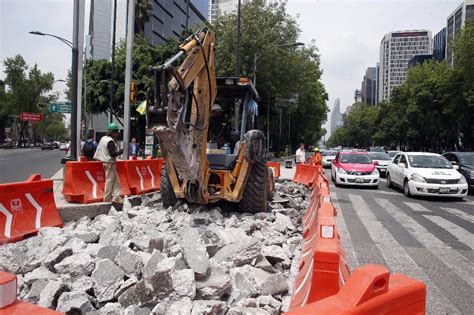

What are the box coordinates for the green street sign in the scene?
[49,101,72,113]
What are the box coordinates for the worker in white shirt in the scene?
[295,143,306,164]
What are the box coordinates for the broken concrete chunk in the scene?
[71,276,94,295]
[38,279,69,309]
[24,279,48,304]
[227,307,271,315]
[181,227,209,275]
[92,259,125,303]
[63,237,86,254]
[142,250,166,279]
[253,254,276,273]
[99,302,123,314]
[196,266,232,300]
[124,305,152,315]
[54,252,95,278]
[165,297,193,315]
[172,269,196,299]
[191,212,213,226]
[23,267,57,287]
[211,237,261,267]
[56,291,96,314]
[191,300,228,315]
[273,213,295,233]
[44,247,73,272]
[262,245,289,265]
[97,245,123,261]
[114,276,138,299]
[259,273,289,296]
[116,248,143,275]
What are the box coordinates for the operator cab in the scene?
[206,77,259,170]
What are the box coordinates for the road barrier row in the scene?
[0,271,62,314]
[288,166,426,314]
[62,157,163,204]
[0,175,63,245]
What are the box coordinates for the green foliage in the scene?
[214,0,328,151]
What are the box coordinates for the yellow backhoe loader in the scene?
[146,28,274,213]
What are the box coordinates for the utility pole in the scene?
[109,0,117,123]
[76,3,85,157]
[236,0,241,76]
[123,0,135,160]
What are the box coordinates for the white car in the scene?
[322,150,338,168]
[386,152,468,199]
[368,152,392,177]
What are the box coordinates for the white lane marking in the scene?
[25,193,42,229]
[135,167,144,191]
[147,166,155,188]
[376,198,474,288]
[85,171,98,199]
[423,215,474,249]
[331,191,359,270]
[349,194,459,314]
[405,202,432,213]
[0,203,13,238]
[441,207,474,223]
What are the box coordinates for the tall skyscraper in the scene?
[354,89,362,103]
[330,99,343,134]
[144,0,208,46]
[361,67,377,106]
[433,27,447,61]
[378,30,432,102]
[208,0,251,24]
[446,0,474,65]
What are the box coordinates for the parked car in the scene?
[52,142,60,149]
[59,142,68,151]
[2,138,15,149]
[41,142,54,150]
[442,152,474,193]
[322,150,338,168]
[331,151,379,188]
[386,152,468,199]
[387,150,401,158]
[368,152,392,177]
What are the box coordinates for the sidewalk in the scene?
[51,166,156,222]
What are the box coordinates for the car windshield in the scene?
[408,155,452,169]
[458,153,474,165]
[323,150,337,156]
[369,152,391,160]
[340,154,372,164]
[388,151,399,157]
[370,147,385,152]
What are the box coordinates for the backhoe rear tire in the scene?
[161,163,178,208]
[238,160,269,213]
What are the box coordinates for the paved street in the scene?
[0,149,65,183]
[327,169,474,314]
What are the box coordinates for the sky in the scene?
[0,0,463,136]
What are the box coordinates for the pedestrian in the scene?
[93,123,124,203]
[296,143,306,164]
[129,137,139,158]
[81,132,97,161]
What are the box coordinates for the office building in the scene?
[433,27,446,61]
[144,0,208,46]
[354,89,362,103]
[209,0,250,24]
[378,30,432,102]
[446,0,474,65]
[361,67,377,106]
[330,98,343,134]
[408,54,433,67]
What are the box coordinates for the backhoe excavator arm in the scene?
[146,28,216,202]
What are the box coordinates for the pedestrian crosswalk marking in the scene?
[375,198,474,288]
[441,207,474,223]
[423,215,474,249]
[404,202,432,213]
[348,194,459,314]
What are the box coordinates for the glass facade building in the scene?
[446,0,474,65]
[433,27,446,61]
[378,30,432,102]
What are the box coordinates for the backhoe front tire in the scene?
[160,163,178,208]
[238,160,269,213]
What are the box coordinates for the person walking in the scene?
[81,132,97,160]
[129,137,139,158]
[296,143,306,164]
[94,123,124,203]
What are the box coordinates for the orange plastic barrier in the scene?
[120,157,163,195]
[285,264,426,315]
[292,164,320,186]
[62,157,131,203]
[267,162,281,178]
[0,271,63,314]
[0,175,63,244]
[290,175,350,309]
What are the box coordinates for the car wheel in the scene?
[386,173,392,188]
[403,179,411,197]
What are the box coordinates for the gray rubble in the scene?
[0,181,308,313]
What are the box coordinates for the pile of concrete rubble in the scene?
[0,181,309,314]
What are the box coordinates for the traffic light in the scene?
[130,80,136,103]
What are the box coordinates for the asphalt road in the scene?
[326,169,474,314]
[0,148,65,183]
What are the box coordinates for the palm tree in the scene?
[135,0,153,34]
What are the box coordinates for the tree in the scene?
[2,54,55,146]
[135,0,153,34]
[214,0,328,151]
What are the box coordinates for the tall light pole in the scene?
[236,0,241,76]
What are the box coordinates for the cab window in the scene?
[399,155,408,167]
[393,154,401,164]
